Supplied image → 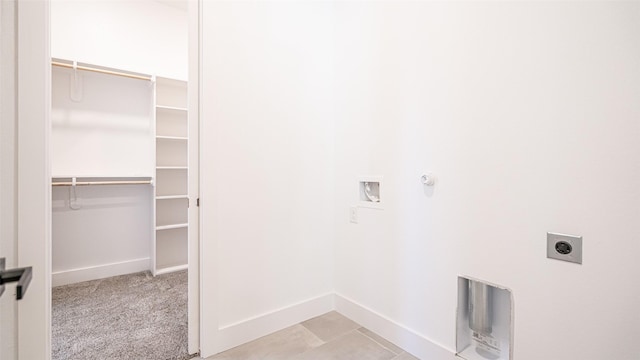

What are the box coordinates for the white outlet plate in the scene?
[547,232,582,264]
[349,207,358,224]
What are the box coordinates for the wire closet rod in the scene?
[51,61,152,81]
[52,180,152,186]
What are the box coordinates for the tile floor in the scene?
[206,311,418,360]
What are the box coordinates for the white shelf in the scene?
[156,195,188,200]
[156,135,188,141]
[156,223,188,231]
[156,166,187,170]
[156,105,188,112]
[155,264,188,275]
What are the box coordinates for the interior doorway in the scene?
[48,1,199,359]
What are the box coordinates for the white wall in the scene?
[199,1,639,358]
[333,2,640,360]
[51,62,154,286]
[51,0,188,80]
[200,1,335,355]
[51,185,152,286]
[51,66,153,178]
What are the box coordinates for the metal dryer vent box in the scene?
[456,276,514,360]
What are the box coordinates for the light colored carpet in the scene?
[52,270,197,360]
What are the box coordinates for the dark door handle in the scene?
[0,258,33,300]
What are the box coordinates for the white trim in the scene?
[188,0,201,354]
[196,292,456,359]
[334,293,456,360]
[52,258,151,287]
[211,293,334,356]
[0,1,18,358]
[17,1,51,359]
[197,0,216,356]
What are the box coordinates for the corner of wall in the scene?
[334,293,456,360]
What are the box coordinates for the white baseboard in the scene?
[213,292,335,355]
[52,258,150,287]
[334,293,456,360]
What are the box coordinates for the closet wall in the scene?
[51,0,188,286]
[51,0,188,81]
[51,65,154,286]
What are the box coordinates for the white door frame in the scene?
[187,0,201,354]
[13,1,203,359]
[16,1,52,359]
[0,0,19,358]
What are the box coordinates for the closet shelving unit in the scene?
[153,77,189,276]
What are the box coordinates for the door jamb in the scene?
[16,1,52,359]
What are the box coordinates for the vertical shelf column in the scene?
[153,77,189,275]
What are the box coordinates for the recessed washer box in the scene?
[358,176,383,209]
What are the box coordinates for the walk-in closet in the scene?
[49,1,195,359]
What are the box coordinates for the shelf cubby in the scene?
[156,197,188,227]
[156,138,187,167]
[156,107,188,138]
[155,226,188,272]
[155,168,187,197]
[156,77,187,109]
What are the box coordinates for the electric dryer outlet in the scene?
[547,232,582,264]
